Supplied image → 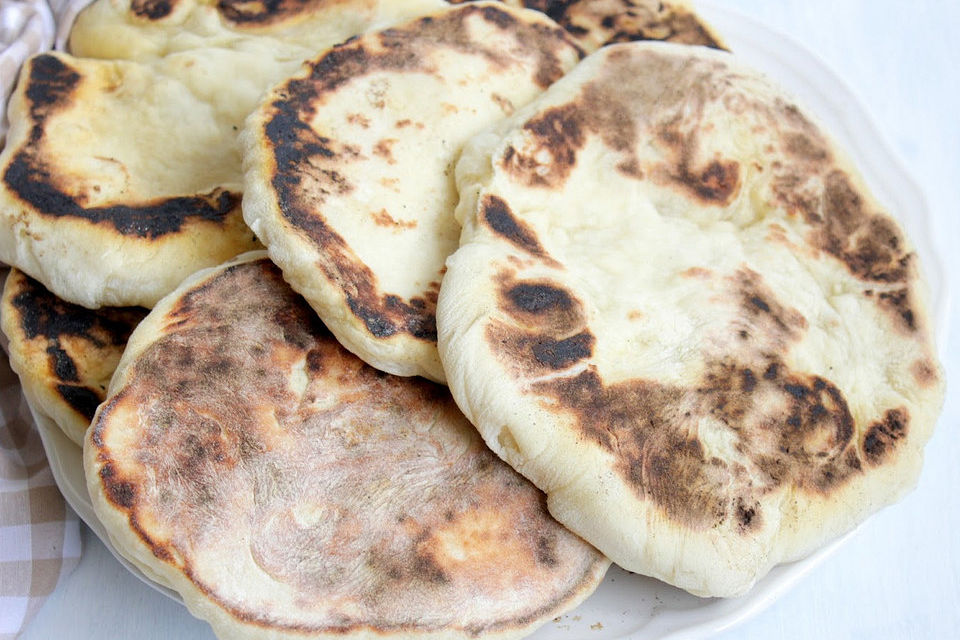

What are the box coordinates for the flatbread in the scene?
[438,43,945,597]
[84,251,609,639]
[0,52,259,308]
[1,269,146,446]
[242,2,582,381]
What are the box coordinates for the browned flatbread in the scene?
[0,52,257,309]
[242,2,583,381]
[85,252,609,639]
[1,269,146,445]
[439,42,945,597]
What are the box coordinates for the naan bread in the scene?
[243,2,582,381]
[0,52,259,309]
[85,252,609,639]
[1,269,146,446]
[439,43,945,597]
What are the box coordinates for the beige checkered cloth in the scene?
[0,351,82,640]
[0,1,89,636]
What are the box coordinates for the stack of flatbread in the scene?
[0,0,944,637]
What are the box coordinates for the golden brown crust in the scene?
[89,256,607,636]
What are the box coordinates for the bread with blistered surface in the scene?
[242,2,582,381]
[84,251,609,639]
[439,42,945,597]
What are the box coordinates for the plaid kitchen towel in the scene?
[0,3,93,623]
[0,340,82,640]
[1,2,84,636]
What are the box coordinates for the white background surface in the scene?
[18,1,960,638]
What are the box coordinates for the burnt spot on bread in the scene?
[505,281,578,316]
[531,332,595,369]
[654,111,741,205]
[875,288,918,333]
[735,268,808,341]
[503,104,585,188]
[4,55,242,239]
[6,270,146,420]
[130,0,175,20]
[519,0,726,52]
[489,271,593,374]
[480,195,552,261]
[410,549,451,585]
[216,0,336,27]
[490,92,515,115]
[23,54,80,125]
[782,132,830,162]
[55,384,103,419]
[535,533,559,567]
[674,158,740,204]
[764,372,857,490]
[681,266,713,279]
[499,277,586,332]
[532,368,731,528]
[486,323,595,375]
[813,171,912,283]
[89,257,604,632]
[862,408,909,465]
[46,344,78,381]
[347,113,371,128]
[735,498,761,532]
[762,98,914,294]
[99,462,137,509]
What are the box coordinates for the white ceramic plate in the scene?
[29,1,950,638]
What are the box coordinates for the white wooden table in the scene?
[20,1,960,638]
